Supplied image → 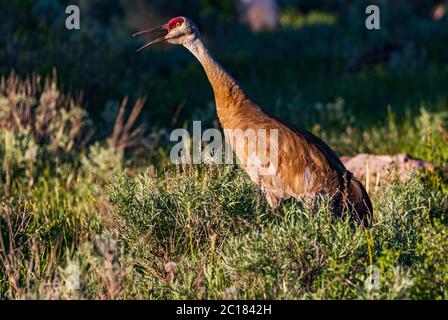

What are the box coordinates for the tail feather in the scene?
[348,177,373,225]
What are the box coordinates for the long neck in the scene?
[183,37,254,120]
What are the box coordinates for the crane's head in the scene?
[133,17,199,52]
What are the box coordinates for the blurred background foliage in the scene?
[1,0,447,139]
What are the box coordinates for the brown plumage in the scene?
[134,17,373,223]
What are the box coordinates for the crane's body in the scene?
[134,17,373,222]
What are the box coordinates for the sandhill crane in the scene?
[133,17,373,223]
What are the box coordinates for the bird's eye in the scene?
[168,17,184,29]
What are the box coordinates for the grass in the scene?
[280,9,337,30]
[0,72,447,300]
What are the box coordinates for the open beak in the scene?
[132,24,169,52]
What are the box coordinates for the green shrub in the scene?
[102,166,447,299]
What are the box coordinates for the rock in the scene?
[341,153,442,188]
[238,0,280,32]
